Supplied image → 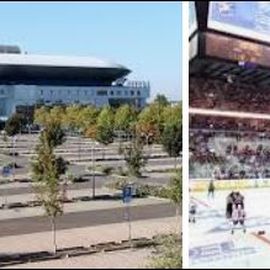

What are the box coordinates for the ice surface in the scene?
[190,188,270,268]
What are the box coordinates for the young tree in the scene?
[4,113,26,136]
[123,139,147,178]
[79,106,99,132]
[154,94,170,107]
[31,122,67,253]
[161,103,182,168]
[34,106,51,126]
[114,104,137,135]
[96,106,114,158]
[137,102,165,144]
[149,234,182,269]
[167,170,182,233]
[161,123,181,168]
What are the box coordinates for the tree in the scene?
[4,113,26,136]
[154,94,170,107]
[84,124,97,139]
[45,122,66,148]
[64,105,80,131]
[161,102,182,127]
[49,106,66,126]
[79,106,99,133]
[31,121,67,253]
[149,234,182,269]
[167,170,182,233]
[161,103,182,168]
[96,106,114,158]
[34,106,51,126]
[161,124,181,168]
[123,139,147,177]
[114,104,137,135]
[31,128,64,254]
[34,107,66,148]
[137,102,165,144]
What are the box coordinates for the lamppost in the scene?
[78,128,83,162]
[12,135,17,181]
[92,141,98,199]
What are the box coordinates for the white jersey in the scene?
[232,205,246,221]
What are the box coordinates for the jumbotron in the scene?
[0,45,150,121]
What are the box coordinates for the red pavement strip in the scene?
[251,232,270,247]
[190,196,211,208]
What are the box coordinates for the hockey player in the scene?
[208,179,215,199]
[234,191,244,208]
[231,203,246,234]
[226,191,235,219]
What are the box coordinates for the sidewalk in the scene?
[0,217,180,255]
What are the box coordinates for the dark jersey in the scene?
[208,181,215,191]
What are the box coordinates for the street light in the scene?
[12,135,17,181]
[78,129,83,162]
[92,141,98,199]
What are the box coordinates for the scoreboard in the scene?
[208,2,270,43]
[189,1,197,36]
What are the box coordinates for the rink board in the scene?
[190,179,270,192]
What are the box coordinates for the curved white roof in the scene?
[0,53,128,70]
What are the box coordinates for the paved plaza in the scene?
[0,134,180,268]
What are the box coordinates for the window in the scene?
[97,90,108,96]
[110,90,114,96]
[131,90,134,96]
[40,90,43,96]
[137,90,141,96]
[125,90,128,96]
[117,90,122,96]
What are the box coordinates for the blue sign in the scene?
[208,2,270,42]
[2,166,11,177]
[122,185,133,204]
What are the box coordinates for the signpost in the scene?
[2,166,11,178]
[122,184,133,247]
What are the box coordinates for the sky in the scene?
[0,2,182,101]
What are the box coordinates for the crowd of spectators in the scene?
[190,77,270,114]
[190,115,270,133]
[190,128,270,180]
[190,75,270,179]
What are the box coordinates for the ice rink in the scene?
[189,188,270,268]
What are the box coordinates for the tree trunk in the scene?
[102,146,106,160]
[51,217,57,254]
[175,206,180,234]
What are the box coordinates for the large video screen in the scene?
[189,2,197,36]
[208,2,270,43]
[205,32,270,68]
[189,34,198,61]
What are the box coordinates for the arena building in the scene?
[0,45,150,121]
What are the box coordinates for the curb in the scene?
[0,236,159,267]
